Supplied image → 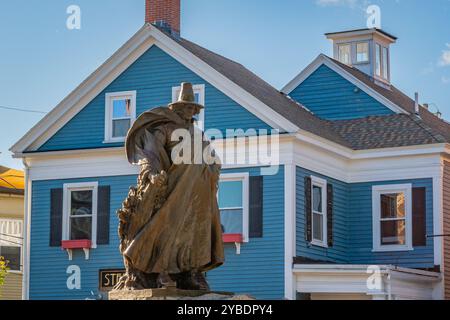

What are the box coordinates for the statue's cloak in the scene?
[121,107,224,274]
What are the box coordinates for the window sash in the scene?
[356,42,369,62]
[372,184,413,252]
[338,44,351,64]
[63,182,98,247]
[218,173,249,241]
[105,91,136,142]
[310,176,327,246]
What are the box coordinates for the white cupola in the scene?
[325,28,397,87]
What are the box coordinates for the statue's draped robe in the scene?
[122,107,224,274]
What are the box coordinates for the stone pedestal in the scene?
[108,288,254,300]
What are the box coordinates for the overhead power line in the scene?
[0,105,47,114]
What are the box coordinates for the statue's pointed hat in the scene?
[169,82,204,110]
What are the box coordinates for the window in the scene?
[338,44,351,65]
[311,176,327,247]
[218,173,249,242]
[172,84,205,130]
[356,42,369,63]
[375,44,389,80]
[0,219,22,272]
[372,184,413,252]
[375,44,382,77]
[104,91,136,143]
[63,182,98,248]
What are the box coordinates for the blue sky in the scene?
[1,0,450,169]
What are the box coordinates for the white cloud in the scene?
[438,43,450,67]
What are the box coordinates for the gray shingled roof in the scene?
[156,25,449,150]
[328,114,444,150]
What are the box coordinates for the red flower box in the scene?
[61,239,92,249]
[222,234,243,243]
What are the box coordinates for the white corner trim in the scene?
[104,90,137,143]
[432,166,444,267]
[281,54,408,115]
[219,172,250,243]
[21,159,31,300]
[284,164,296,300]
[372,184,413,252]
[62,182,98,249]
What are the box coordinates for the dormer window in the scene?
[338,44,351,65]
[356,42,369,63]
[375,44,389,80]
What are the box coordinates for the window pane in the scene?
[382,47,388,79]
[220,209,243,234]
[356,42,369,62]
[112,99,131,118]
[380,193,405,219]
[312,185,322,213]
[381,220,406,245]
[194,92,200,103]
[338,45,351,64]
[0,246,21,271]
[218,181,243,208]
[375,44,381,76]
[112,119,131,138]
[70,217,92,240]
[312,213,323,241]
[70,190,92,216]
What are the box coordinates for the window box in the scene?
[222,233,243,243]
[61,239,92,260]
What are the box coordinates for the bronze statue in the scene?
[114,82,224,291]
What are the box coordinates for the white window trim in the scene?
[0,218,23,273]
[172,84,205,130]
[104,91,137,143]
[62,182,98,249]
[310,176,328,248]
[219,172,249,243]
[372,184,413,252]
[355,41,370,64]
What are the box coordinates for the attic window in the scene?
[338,44,351,65]
[356,42,369,63]
[375,44,389,80]
[104,91,137,143]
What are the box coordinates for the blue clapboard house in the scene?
[11,1,450,300]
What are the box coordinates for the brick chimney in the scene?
[146,0,180,36]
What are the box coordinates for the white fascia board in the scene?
[11,24,298,154]
[281,54,408,115]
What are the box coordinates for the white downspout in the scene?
[21,158,31,300]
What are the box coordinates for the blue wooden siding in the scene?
[296,167,349,263]
[296,166,435,268]
[38,45,271,152]
[348,179,434,268]
[29,166,285,300]
[288,64,394,120]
